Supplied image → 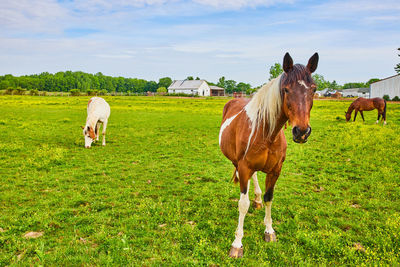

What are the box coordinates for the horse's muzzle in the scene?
[292,126,311,143]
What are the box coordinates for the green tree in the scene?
[312,74,328,91]
[236,82,251,93]
[217,76,226,88]
[269,63,283,81]
[395,48,400,74]
[186,76,194,80]
[158,77,172,89]
[366,78,379,86]
[225,80,237,94]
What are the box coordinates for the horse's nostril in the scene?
[306,127,311,136]
[292,126,300,136]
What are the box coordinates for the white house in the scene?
[168,80,225,96]
[341,88,370,98]
[370,74,400,98]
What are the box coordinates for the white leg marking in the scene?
[384,121,387,125]
[219,111,242,146]
[264,201,274,234]
[252,172,262,204]
[232,181,250,249]
[375,120,379,124]
[102,120,108,146]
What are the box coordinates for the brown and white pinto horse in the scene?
[345,97,386,124]
[219,52,319,258]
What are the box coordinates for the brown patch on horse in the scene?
[88,99,92,107]
[88,126,96,139]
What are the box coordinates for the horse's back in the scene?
[87,97,110,119]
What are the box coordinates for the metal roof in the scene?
[168,80,206,89]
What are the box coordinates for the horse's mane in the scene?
[244,75,282,153]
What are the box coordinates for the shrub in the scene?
[98,89,108,96]
[157,87,167,93]
[30,89,39,96]
[13,87,27,95]
[70,89,81,96]
[87,89,98,96]
[392,96,400,101]
[383,95,390,101]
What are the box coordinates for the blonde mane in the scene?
[244,74,282,152]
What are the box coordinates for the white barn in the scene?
[168,80,225,96]
[370,74,400,98]
[341,88,370,98]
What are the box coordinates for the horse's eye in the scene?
[284,88,289,93]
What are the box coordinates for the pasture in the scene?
[0,96,400,265]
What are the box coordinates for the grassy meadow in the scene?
[0,95,400,265]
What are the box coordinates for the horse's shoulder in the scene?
[222,98,249,119]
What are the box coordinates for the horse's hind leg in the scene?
[376,113,381,124]
[264,172,279,242]
[252,172,263,209]
[102,120,108,146]
[229,164,252,258]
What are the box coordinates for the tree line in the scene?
[268,63,379,91]
[0,71,173,94]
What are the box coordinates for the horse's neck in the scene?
[347,103,355,114]
[261,112,288,142]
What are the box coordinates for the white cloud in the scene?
[193,0,294,9]
[0,0,67,33]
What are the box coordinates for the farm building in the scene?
[167,80,225,96]
[370,74,400,99]
[341,88,369,98]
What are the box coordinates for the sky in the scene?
[0,0,399,86]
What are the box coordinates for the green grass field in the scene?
[1,96,400,265]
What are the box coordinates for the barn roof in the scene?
[370,74,400,84]
[168,80,206,89]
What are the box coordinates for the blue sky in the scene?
[0,0,399,86]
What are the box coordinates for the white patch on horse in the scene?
[264,201,274,234]
[219,111,242,146]
[231,180,250,249]
[298,80,310,89]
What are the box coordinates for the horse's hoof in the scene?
[264,232,277,242]
[253,201,263,209]
[228,246,243,258]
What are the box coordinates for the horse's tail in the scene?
[383,100,387,120]
[231,168,239,184]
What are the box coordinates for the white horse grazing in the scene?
[82,97,110,148]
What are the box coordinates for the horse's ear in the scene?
[283,52,293,73]
[307,53,319,73]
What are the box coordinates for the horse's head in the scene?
[281,52,319,143]
[82,125,96,148]
[345,112,351,122]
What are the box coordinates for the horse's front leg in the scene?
[360,111,365,122]
[252,172,263,209]
[353,110,358,121]
[229,165,253,258]
[264,172,279,242]
[95,122,101,141]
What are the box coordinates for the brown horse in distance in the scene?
[219,52,319,258]
[345,97,386,124]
